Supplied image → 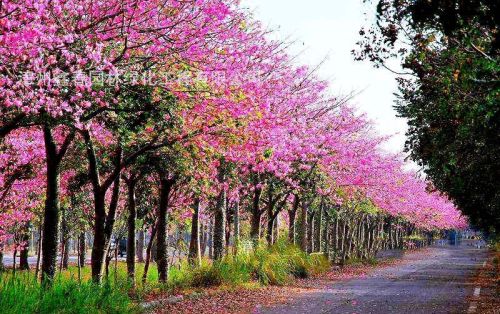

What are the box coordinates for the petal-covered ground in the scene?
[151,250,423,314]
[150,244,489,314]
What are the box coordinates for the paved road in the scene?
[261,242,488,314]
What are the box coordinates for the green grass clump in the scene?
[0,274,136,314]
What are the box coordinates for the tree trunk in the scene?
[91,192,107,283]
[137,229,145,263]
[157,179,173,283]
[19,229,30,270]
[208,220,213,259]
[142,222,157,284]
[35,226,42,279]
[62,239,69,269]
[79,233,86,267]
[200,224,207,257]
[266,204,275,245]
[84,131,122,284]
[299,200,308,252]
[213,189,226,260]
[314,205,323,252]
[225,200,232,252]
[188,199,202,266]
[41,125,61,285]
[126,179,137,283]
[12,249,17,276]
[233,202,240,254]
[273,213,279,244]
[250,187,262,242]
[0,250,4,272]
[322,213,329,258]
[288,195,299,244]
[307,212,314,253]
[61,209,69,269]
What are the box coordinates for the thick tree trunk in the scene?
[91,192,107,283]
[19,228,30,270]
[126,179,137,282]
[299,201,308,252]
[41,125,60,285]
[250,187,262,242]
[213,189,226,260]
[188,199,201,266]
[157,179,173,283]
[89,148,122,282]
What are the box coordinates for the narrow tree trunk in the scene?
[61,209,69,269]
[200,224,207,257]
[137,229,145,263]
[0,250,4,272]
[12,249,17,276]
[126,179,137,283]
[288,195,299,244]
[225,201,232,252]
[142,222,158,284]
[307,212,314,253]
[41,125,61,286]
[35,226,42,279]
[322,213,329,258]
[314,206,322,253]
[62,239,69,269]
[188,199,202,266]
[208,220,213,259]
[233,203,240,254]
[157,179,173,283]
[77,234,82,283]
[78,233,86,267]
[299,201,308,252]
[266,205,275,245]
[273,213,279,244]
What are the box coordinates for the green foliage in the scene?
[356,0,500,235]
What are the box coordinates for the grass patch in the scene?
[0,274,136,314]
[0,241,330,313]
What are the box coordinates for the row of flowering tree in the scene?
[0,0,466,286]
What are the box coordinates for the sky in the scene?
[241,0,409,154]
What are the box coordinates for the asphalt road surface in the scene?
[261,241,488,314]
